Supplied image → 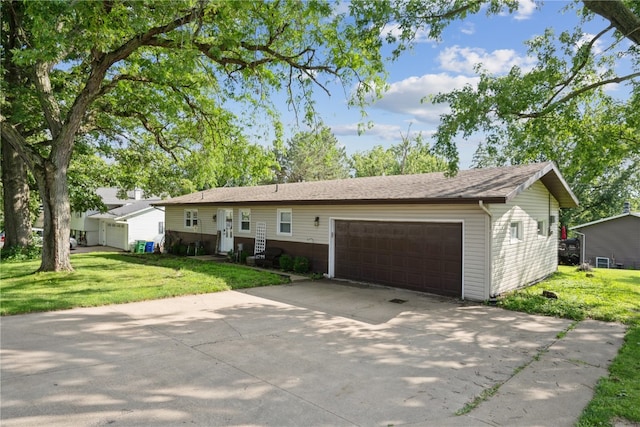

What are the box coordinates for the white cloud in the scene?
[370,73,479,125]
[438,45,536,75]
[331,123,400,141]
[498,0,538,20]
[331,122,435,146]
[514,0,538,20]
[460,23,475,35]
[331,123,361,137]
[380,23,435,44]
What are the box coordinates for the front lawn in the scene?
[0,252,289,316]
[498,266,640,426]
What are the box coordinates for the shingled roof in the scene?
[155,161,578,208]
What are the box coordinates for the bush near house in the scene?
[279,254,294,271]
[293,256,310,273]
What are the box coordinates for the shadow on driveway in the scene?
[0,281,625,427]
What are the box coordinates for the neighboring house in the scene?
[155,162,578,301]
[570,207,640,269]
[70,188,165,251]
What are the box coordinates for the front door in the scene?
[218,209,234,253]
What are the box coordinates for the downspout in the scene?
[575,231,586,265]
[479,200,493,301]
[479,200,492,217]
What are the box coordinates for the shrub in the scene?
[279,254,293,271]
[293,256,310,273]
[1,244,42,262]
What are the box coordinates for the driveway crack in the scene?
[454,320,579,416]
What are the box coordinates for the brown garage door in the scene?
[334,220,462,297]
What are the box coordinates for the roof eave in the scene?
[505,162,579,208]
[570,212,637,230]
[154,197,507,207]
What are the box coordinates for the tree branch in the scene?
[584,0,640,45]
[518,71,640,119]
[0,116,43,171]
[542,24,614,112]
[57,7,206,163]
[410,0,484,21]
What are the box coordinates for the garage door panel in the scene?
[335,220,462,297]
[106,223,127,249]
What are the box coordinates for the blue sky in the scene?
[270,0,630,169]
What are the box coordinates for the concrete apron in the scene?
[0,280,626,427]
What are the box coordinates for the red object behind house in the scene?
[561,226,567,240]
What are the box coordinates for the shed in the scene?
[570,211,640,269]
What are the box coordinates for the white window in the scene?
[239,209,251,233]
[277,208,292,236]
[158,221,164,234]
[184,209,198,228]
[596,257,610,268]
[510,222,522,243]
[537,220,547,237]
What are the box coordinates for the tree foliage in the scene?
[430,0,639,225]
[0,0,395,271]
[276,125,349,183]
[351,129,447,177]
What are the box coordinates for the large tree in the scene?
[1,0,379,271]
[5,0,522,271]
[352,128,447,177]
[1,139,31,247]
[276,125,349,183]
[430,0,639,224]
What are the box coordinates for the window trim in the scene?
[184,209,199,228]
[239,208,251,233]
[277,208,292,236]
[510,221,522,243]
[537,219,547,237]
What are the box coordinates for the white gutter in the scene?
[479,200,492,217]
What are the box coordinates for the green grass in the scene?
[498,266,640,427]
[0,252,289,315]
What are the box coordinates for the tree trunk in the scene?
[34,159,73,272]
[1,137,32,247]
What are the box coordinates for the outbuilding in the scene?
[156,162,578,301]
[570,207,640,269]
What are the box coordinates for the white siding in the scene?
[126,208,166,248]
[70,212,101,245]
[489,181,559,296]
[164,203,489,301]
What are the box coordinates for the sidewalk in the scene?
[458,319,626,426]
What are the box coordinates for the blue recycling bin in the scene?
[144,241,154,253]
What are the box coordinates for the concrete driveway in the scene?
[1,280,625,427]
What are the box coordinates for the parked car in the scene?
[558,238,580,265]
[32,228,77,250]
